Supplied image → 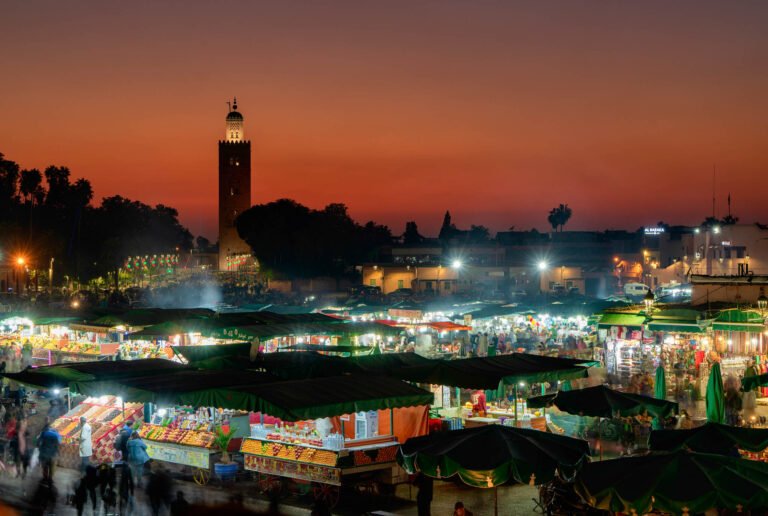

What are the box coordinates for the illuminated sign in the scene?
[644,227,665,235]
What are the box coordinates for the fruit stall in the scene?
[50,395,144,467]
[236,375,433,508]
[136,406,228,485]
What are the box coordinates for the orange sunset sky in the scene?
[2,1,768,240]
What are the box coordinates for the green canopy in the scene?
[574,450,768,514]
[597,313,646,330]
[527,385,678,419]
[649,423,768,455]
[171,343,253,364]
[706,362,725,424]
[280,344,376,354]
[652,366,667,430]
[394,353,590,390]
[126,319,210,339]
[181,374,433,421]
[398,425,590,488]
[742,372,768,392]
[70,369,277,405]
[2,359,186,389]
[713,309,765,333]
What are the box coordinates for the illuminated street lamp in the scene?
[451,259,463,270]
[643,289,655,314]
[537,260,548,272]
[757,288,768,314]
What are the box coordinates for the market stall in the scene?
[50,395,143,467]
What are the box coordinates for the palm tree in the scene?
[547,204,572,232]
[19,168,42,205]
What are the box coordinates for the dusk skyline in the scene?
[3,1,768,239]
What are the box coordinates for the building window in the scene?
[425,281,433,290]
[230,187,235,196]
[444,281,451,290]
[369,279,377,286]
[397,279,404,289]
[229,158,235,165]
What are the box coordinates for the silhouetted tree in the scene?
[438,211,457,240]
[236,199,392,277]
[403,221,424,244]
[547,204,572,232]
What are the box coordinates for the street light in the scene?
[537,260,548,272]
[451,260,463,270]
[643,289,655,313]
[758,289,768,313]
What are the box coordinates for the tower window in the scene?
[230,187,235,196]
[229,158,235,165]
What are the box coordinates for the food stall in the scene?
[51,395,143,467]
[236,375,433,507]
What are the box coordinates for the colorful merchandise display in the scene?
[51,396,143,467]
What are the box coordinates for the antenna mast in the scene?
[712,165,716,219]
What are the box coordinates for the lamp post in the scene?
[15,256,26,297]
[451,260,463,294]
[537,260,548,295]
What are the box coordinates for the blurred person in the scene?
[78,416,92,471]
[12,416,31,478]
[146,464,174,516]
[126,430,150,488]
[414,472,433,516]
[37,420,61,481]
[454,501,473,516]
[29,478,57,516]
[170,490,189,515]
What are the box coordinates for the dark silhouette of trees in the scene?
[438,211,457,240]
[0,153,193,284]
[548,204,573,232]
[468,225,490,242]
[236,199,392,277]
[403,221,424,245]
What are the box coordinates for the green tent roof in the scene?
[575,450,768,514]
[742,372,768,392]
[394,353,590,390]
[713,309,765,333]
[527,385,679,419]
[597,313,646,329]
[179,374,434,421]
[649,422,768,455]
[2,359,186,389]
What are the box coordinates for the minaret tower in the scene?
[218,97,252,271]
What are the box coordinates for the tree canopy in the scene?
[236,199,392,277]
[548,204,573,232]
[0,153,193,283]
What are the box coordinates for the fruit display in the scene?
[50,396,144,467]
[241,438,338,467]
[138,424,215,449]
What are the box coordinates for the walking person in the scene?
[414,472,433,516]
[12,417,31,479]
[37,420,61,481]
[126,431,150,488]
[78,416,93,471]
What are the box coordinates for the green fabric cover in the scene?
[181,374,433,420]
[526,385,678,419]
[652,366,667,430]
[398,425,590,488]
[574,450,768,514]
[596,313,646,329]
[742,372,768,392]
[706,362,725,424]
[395,353,589,390]
[649,423,768,455]
[713,309,766,333]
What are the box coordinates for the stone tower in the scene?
[218,98,252,271]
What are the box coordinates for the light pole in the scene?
[49,258,54,295]
[15,256,26,297]
[537,260,548,295]
[451,260,463,294]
